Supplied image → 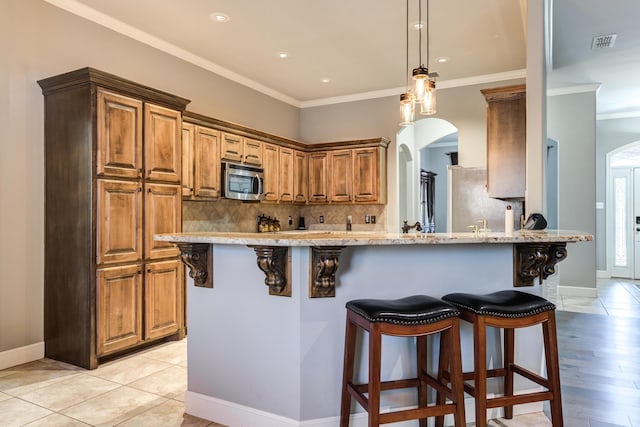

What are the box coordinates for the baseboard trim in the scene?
[596,270,609,279]
[0,342,44,370]
[185,389,544,426]
[558,285,598,298]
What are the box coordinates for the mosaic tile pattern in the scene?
[183,199,387,232]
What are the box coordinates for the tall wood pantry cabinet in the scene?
[38,68,190,369]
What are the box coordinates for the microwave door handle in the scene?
[256,173,263,196]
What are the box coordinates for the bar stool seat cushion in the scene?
[346,295,460,325]
[442,290,555,318]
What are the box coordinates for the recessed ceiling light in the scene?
[436,57,450,63]
[320,78,332,84]
[277,52,290,59]
[210,12,230,23]
[410,21,425,30]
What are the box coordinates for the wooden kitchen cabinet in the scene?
[193,125,221,199]
[96,179,142,265]
[97,264,143,356]
[144,104,182,183]
[293,150,308,203]
[96,90,143,179]
[39,68,189,369]
[353,147,386,203]
[243,137,263,166]
[262,142,280,201]
[279,147,294,202]
[481,84,526,199]
[220,132,243,163]
[328,149,353,202]
[144,259,183,340]
[308,151,329,202]
[144,183,181,260]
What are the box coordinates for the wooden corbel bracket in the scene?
[514,242,568,287]
[249,246,291,297]
[176,242,212,288]
[310,246,346,298]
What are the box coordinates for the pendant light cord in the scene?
[426,0,430,70]
[406,0,409,89]
[418,0,423,67]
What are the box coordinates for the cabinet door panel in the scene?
[353,148,379,203]
[97,264,142,356]
[221,132,243,163]
[145,260,182,340]
[244,138,263,166]
[279,147,294,202]
[263,143,279,201]
[144,183,181,260]
[144,104,181,182]
[181,123,195,197]
[308,152,328,202]
[97,90,143,179]
[293,150,308,203]
[329,150,352,202]
[97,180,142,265]
[194,126,221,198]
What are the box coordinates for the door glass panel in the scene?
[614,176,627,266]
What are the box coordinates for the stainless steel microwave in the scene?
[222,162,264,201]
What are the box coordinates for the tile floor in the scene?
[1,277,638,426]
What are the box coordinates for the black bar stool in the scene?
[340,295,466,427]
[441,290,563,427]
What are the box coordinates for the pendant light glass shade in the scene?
[412,66,429,103]
[420,79,436,115]
[399,92,415,126]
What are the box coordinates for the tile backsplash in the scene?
[182,199,387,233]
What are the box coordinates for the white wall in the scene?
[0,0,299,358]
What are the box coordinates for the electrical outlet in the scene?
[365,215,371,224]
[371,216,376,224]
[319,215,324,223]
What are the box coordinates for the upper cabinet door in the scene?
[293,150,308,203]
[308,152,328,203]
[353,147,381,203]
[262,143,280,202]
[144,103,181,183]
[329,149,352,202]
[220,132,244,163]
[243,138,263,166]
[279,147,294,202]
[97,90,143,179]
[194,126,221,199]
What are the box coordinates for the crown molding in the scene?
[597,111,640,121]
[547,83,601,97]
[300,69,527,108]
[42,0,301,107]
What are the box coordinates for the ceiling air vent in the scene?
[591,33,617,49]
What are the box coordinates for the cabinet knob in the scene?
[148,188,152,193]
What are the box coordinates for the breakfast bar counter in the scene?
[155,230,591,426]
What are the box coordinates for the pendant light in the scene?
[413,0,436,115]
[399,0,415,126]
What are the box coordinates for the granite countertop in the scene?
[155,230,593,247]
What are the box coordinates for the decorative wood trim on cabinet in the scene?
[513,242,568,287]
[310,246,345,298]
[249,246,291,297]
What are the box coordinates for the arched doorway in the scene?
[396,118,458,232]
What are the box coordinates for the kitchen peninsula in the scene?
[156,229,591,426]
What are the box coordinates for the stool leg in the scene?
[543,311,564,427]
[474,316,488,427]
[503,327,515,419]
[417,335,428,427]
[449,320,466,427]
[368,324,382,427]
[340,315,358,427]
[435,330,451,427]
